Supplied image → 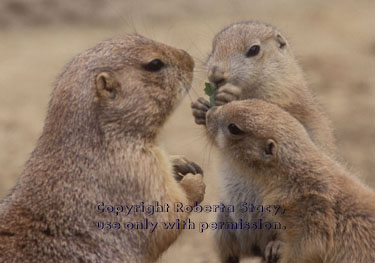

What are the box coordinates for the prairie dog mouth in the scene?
[215,79,227,88]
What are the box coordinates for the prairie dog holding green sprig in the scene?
[192,21,336,262]
[0,34,205,263]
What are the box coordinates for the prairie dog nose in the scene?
[177,48,194,73]
[208,66,227,87]
[206,106,219,128]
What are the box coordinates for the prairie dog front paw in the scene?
[170,156,204,182]
[265,240,283,263]
[191,97,211,125]
[179,173,205,204]
[215,85,241,106]
[170,156,205,204]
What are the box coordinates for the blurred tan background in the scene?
[0,0,374,262]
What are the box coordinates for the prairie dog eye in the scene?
[143,59,165,72]
[228,123,245,135]
[246,45,260,57]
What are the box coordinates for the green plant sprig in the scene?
[204,82,218,106]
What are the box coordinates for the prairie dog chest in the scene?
[217,159,263,211]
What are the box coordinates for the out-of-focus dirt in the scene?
[0,0,374,262]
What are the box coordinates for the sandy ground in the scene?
[0,0,374,262]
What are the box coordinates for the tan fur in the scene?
[207,21,335,155]
[192,21,336,262]
[0,34,205,263]
[206,99,375,263]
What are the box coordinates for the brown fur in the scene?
[206,99,375,263]
[204,20,335,155]
[192,21,336,262]
[0,34,205,263]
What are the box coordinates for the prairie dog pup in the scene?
[192,21,336,262]
[0,34,205,263]
[206,99,375,263]
[195,21,335,155]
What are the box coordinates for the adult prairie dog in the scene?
[192,21,336,262]
[205,99,375,263]
[0,34,205,263]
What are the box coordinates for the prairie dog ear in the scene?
[95,72,119,100]
[276,34,286,49]
[263,138,278,161]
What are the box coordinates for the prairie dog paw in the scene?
[265,240,283,263]
[171,156,204,182]
[215,85,241,106]
[191,97,211,125]
[179,173,205,204]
